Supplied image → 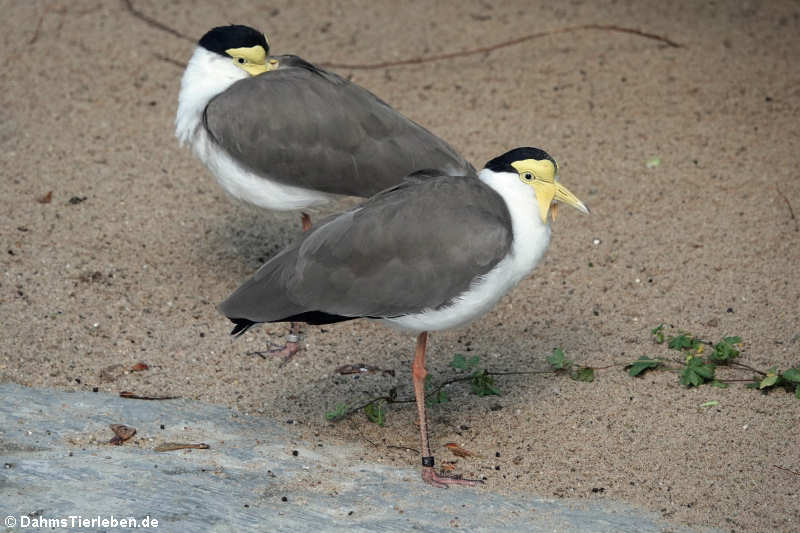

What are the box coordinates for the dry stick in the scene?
[774,464,800,476]
[124,0,681,72]
[29,5,47,45]
[122,0,194,42]
[728,361,767,376]
[776,185,799,232]
[153,52,188,69]
[321,24,682,70]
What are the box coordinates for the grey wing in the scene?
[218,175,512,323]
[203,56,475,198]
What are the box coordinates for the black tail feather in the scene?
[229,318,256,337]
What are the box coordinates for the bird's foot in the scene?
[301,212,312,232]
[247,334,301,367]
[421,466,483,488]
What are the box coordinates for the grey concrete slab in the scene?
[0,384,710,532]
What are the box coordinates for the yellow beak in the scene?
[532,181,590,223]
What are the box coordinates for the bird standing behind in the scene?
[175,24,475,212]
[219,147,589,487]
[176,24,475,360]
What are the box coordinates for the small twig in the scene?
[774,464,800,476]
[29,6,47,45]
[387,444,419,454]
[321,24,681,70]
[728,361,767,376]
[119,391,178,400]
[154,442,210,452]
[776,185,799,232]
[121,0,193,42]
[120,5,680,74]
[153,52,187,69]
[349,420,378,448]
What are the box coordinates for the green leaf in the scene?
[795,384,800,400]
[679,356,716,388]
[364,400,385,426]
[710,337,740,363]
[645,155,661,168]
[699,400,719,408]
[780,368,800,383]
[426,389,450,406]
[470,370,500,396]
[449,354,467,370]
[710,380,729,389]
[449,354,479,371]
[571,366,595,382]
[546,348,572,370]
[759,373,779,389]
[651,324,665,344]
[325,403,348,421]
[668,333,700,352]
[626,357,663,377]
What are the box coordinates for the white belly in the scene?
[192,128,334,211]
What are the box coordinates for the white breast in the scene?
[382,168,550,333]
[175,47,334,211]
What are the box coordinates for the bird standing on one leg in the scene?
[218,147,589,486]
[175,25,475,362]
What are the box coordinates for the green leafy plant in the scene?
[547,348,594,382]
[637,324,798,398]
[325,403,348,421]
[364,400,386,426]
[626,356,663,377]
[470,369,500,396]
[679,355,716,388]
[750,366,800,398]
[425,374,450,406]
[546,348,573,370]
[450,354,480,372]
[572,366,595,382]
[449,354,501,396]
[651,324,665,344]
[668,332,701,352]
[709,336,741,362]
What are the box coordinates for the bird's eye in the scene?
[522,172,533,181]
[237,57,246,64]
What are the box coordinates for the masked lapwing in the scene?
[175,24,475,211]
[218,147,589,487]
[176,25,475,360]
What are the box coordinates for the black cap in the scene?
[484,147,555,172]
[198,25,269,56]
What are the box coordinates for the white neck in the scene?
[175,47,249,145]
[478,168,551,278]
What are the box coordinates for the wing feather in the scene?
[218,175,512,324]
[203,55,475,197]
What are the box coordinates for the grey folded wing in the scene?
[203,55,476,198]
[218,174,512,324]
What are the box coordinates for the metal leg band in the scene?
[421,456,435,467]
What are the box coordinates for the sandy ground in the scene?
[1,1,798,531]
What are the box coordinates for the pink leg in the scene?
[411,332,482,488]
[249,322,301,366]
[250,214,312,365]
